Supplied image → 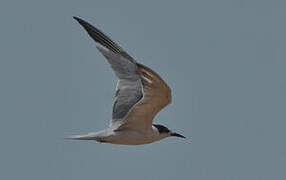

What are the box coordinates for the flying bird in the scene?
[67,17,185,145]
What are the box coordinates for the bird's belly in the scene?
[104,131,158,145]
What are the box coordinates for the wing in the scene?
[118,63,172,132]
[74,17,143,128]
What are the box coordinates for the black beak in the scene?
[171,132,186,138]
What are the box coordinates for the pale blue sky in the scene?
[0,0,285,179]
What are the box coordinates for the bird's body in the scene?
[68,17,185,145]
[69,125,168,145]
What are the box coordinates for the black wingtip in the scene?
[73,16,80,20]
[73,16,93,34]
[72,16,129,57]
[73,16,84,23]
[73,16,94,30]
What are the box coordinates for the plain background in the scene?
[0,0,285,179]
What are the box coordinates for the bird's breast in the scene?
[103,130,161,145]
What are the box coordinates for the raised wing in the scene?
[74,17,143,128]
[118,63,172,132]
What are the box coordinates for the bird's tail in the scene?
[64,134,96,140]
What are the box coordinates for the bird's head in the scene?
[153,124,185,139]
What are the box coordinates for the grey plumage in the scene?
[96,47,143,125]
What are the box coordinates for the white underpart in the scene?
[67,126,170,145]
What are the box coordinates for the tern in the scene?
[67,17,185,145]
